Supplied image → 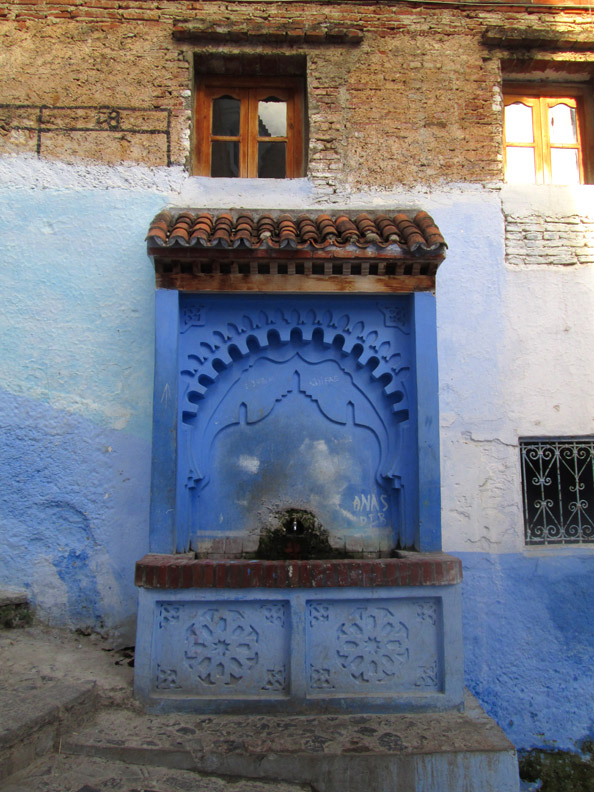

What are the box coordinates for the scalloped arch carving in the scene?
[180,304,410,422]
[177,296,418,553]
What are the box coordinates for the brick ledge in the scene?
[135,553,462,589]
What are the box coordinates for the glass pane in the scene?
[212,95,240,137]
[551,148,580,184]
[506,147,536,183]
[549,103,577,145]
[258,98,287,138]
[505,102,534,144]
[211,140,239,177]
[258,141,286,178]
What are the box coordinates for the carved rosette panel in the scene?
[416,600,438,625]
[181,304,206,331]
[185,608,260,686]
[415,660,439,689]
[177,295,418,550]
[336,606,409,683]
[306,598,443,695]
[151,601,290,697]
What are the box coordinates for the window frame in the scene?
[503,84,589,185]
[194,75,305,179]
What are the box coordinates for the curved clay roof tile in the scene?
[374,215,399,241]
[317,215,338,238]
[297,215,319,241]
[393,213,425,251]
[257,216,276,235]
[146,226,168,245]
[353,214,381,243]
[146,209,447,266]
[414,211,447,249]
[335,215,359,240]
[169,229,190,246]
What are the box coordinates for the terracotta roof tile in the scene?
[147,209,447,260]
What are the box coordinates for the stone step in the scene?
[0,679,98,782]
[0,590,28,608]
[0,753,311,792]
[60,692,519,792]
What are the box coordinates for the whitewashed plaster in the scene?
[501,183,594,217]
[439,184,594,555]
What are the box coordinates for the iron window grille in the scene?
[521,437,594,545]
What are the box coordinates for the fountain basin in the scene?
[134,553,464,714]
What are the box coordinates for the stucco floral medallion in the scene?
[336,606,409,683]
[185,608,259,686]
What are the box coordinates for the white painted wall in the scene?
[439,184,594,555]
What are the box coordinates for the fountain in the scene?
[134,210,464,715]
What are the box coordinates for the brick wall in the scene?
[0,1,593,187]
[506,213,594,266]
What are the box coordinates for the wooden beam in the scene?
[155,272,435,293]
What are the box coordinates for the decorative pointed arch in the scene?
[176,296,419,555]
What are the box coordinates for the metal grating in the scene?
[521,437,594,545]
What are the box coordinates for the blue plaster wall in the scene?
[459,551,594,752]
[1,181,592,754]
[0,188,164,639]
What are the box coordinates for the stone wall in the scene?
[506,213,594,267]
[0,0,593,188]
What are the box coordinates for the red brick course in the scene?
[135,553,463,589]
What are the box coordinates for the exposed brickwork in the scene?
[134,552,463,589]
[0,1,592,186]
[506,213,594,266]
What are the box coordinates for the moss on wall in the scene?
[520,742,594,792]
[0,602,33,629]
[256,508,352,560]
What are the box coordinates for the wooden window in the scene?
[503,87,587,184]
[194,77,304,178]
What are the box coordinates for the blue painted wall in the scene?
[0,187,164,639]
[1,179,592,753]
[459,551,594,751]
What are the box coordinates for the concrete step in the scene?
[0,753,312,792]
[0,679,98,781]
[60,692,519,792]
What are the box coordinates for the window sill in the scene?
[522,543,594,556]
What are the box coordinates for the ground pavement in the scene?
[0,624,519,792]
